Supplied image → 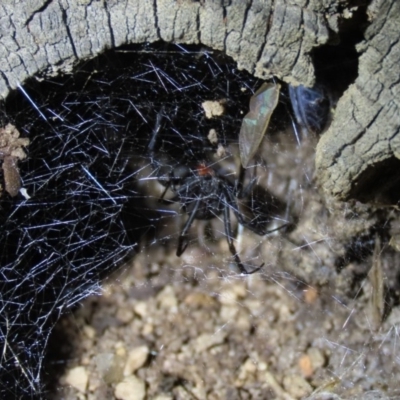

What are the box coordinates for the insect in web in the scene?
[146,110,287,274]
[238,82,281,168]
[238,81,331,168]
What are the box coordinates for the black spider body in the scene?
[147,111,286,274]
[173,164,226,219]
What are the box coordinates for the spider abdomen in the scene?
[178,176,225,220]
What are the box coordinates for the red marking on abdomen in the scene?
[197,163,213,176]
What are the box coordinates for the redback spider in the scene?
[147,110,287,274]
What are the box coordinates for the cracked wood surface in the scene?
[316,0,400,204]
[0,0,399,202]
[0,0,335,99]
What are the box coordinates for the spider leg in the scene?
[237,211,289,236]
[256,223,288,236]
[176,198,201,257]
[159,178,199,205]
[235,164,246,195]
[222,194,264,275]
[158,181,172,202]
[236,164,258,199]
[225,173,290,236]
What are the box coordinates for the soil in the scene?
[46,125,400,400]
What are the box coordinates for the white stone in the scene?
[64,366,89,393]
[114,376,146,400]
[124,346,149,375]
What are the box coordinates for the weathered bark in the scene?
[2,0,399,203]
[0,0,338,100]
[316,0,400,204]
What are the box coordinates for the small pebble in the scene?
[124,346,149,375]
[114,376,146,400]
[64,366,88,394]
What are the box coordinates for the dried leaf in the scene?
[3,157,21,197]
[369,237,385,330]
[0,124,30,197]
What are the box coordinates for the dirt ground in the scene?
[46,126,400,400]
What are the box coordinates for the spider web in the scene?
[0,42,277,397]
[1,43,400,399]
